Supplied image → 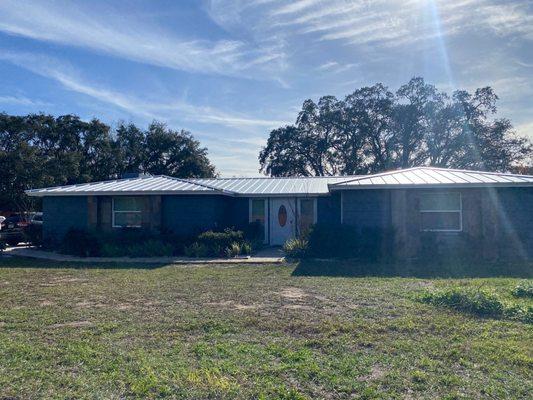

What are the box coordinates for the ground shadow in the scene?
[292,258,533,279]
[0,255,171,270]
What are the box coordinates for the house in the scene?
[26,167,533,259]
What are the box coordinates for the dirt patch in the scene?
[51,277,88,284]
[116,304,132,310]
[39,300,54,307]
[50,321,92,328]
[279,287,308,300]
[75,301,107,309]
[207,300,259,310]
[358,366,386,382]
[283,304,313,310]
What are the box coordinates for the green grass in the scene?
[0,257,532,399]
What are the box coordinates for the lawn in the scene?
[0,257,531,399]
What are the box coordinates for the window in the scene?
[113,197,143,228]
[298,198,316,236]
[250,198,267,241]
[420,193,462,232]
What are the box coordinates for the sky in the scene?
[0,0,532,176]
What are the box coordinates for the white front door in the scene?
[270,198,296,245]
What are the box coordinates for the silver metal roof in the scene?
[189,176,352,196]
[25,175,225,196]
[330,167,533,189]
[26,175,357,197]
[26,167,533,197]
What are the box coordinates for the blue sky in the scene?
[0,0,532,176]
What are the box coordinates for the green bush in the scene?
[420,288,531,324]
[61,228,101,257]
[60,228,189,258]
[304,224,393,260]
[283,238,308,259]
[225,242,242,258]
[198,229,244,248]
[306,223,359,258]
[101,239,173,257]
[184,242,210,258]
[241,242,252,255]
[512,280,533,298]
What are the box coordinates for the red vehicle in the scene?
[0,212,41,246]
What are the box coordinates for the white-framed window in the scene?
[112,197,143,228]
[420,192,462,232]
[249,198,267,242]
[298,198,317,236]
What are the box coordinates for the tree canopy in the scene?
[0,114,216,211]
[259,77,532,176]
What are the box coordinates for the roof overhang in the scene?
[329,182,533,191]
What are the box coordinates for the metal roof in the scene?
[26,175,357,197]
[330,167,533,190]
[25,175,225,196]
[26,167,533,197]
[189,176,352,196]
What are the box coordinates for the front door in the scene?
[270,198,296,245]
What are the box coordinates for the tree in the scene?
[142,122,216,178]
[259,77,532,176]
[0,114,216,211]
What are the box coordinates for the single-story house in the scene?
[26,167,533,259]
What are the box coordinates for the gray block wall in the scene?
[42,196,89,244]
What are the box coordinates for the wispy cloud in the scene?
[208,0,533,48]
[0,0,284,77]
[0,95,50,107]
[0,52,287,129]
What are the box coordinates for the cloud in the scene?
[0,0,284,77]
[0,51,287,129]
[208,0,533,48]
[0,95,50,107]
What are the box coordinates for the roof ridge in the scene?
[190,174,362,181]
[158,175,237,194]
[330,166,533,186]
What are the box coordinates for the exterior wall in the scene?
[42,196,89,244]
[387,187,533,260]
[317,193,341,224]
[161,195,245,236]
[96,196,162,232]
[341,190,391,231]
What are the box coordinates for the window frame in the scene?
[297,197,317,236]
[419,192,462,232]
[112,197,143,228]
[249,198,268,243]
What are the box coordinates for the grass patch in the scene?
[513,280,533,299]
[420,287,532,324]
[0,257,532,398]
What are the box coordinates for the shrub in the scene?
[241,242,252,255]
[198,229,244,248]
[306,223,359,258]
[420,288,531,324]
[61,228,101,257]
[512,280,533,298]
[243,221,264,242]
[225,242,242,258]
[101,239,174,257]
[25,224,43,247]
[184,242,210,258]
[303,224,394,260]
[283,238,308,259]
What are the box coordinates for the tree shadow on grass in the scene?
[292,258,533,279]
[0,256,170,270]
